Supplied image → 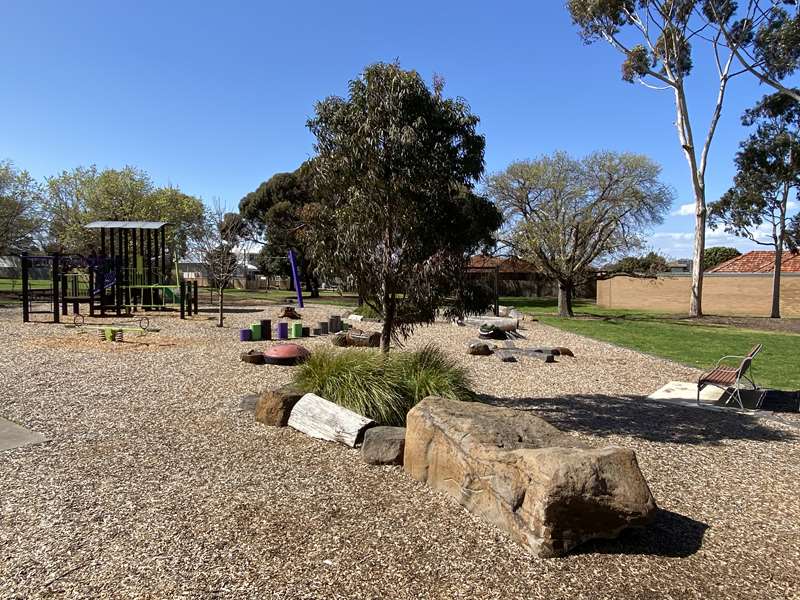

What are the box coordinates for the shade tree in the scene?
[304,62,499,352]
[238,162,320,296]
[0,160,44,254]
[486,151,673,316]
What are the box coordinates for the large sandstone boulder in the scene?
[404,397,656,557]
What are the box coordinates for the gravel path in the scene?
[1,305,798,599]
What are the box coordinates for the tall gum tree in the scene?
[567,0,800,317]
[709,91,800,317]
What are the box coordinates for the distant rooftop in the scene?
[709,250,800,273]
[84,221,169,230]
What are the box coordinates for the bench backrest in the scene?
[738,344,763,376]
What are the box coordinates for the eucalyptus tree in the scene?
[239,162,320,296]
[305,62,498,352]
[567,0,800,316]
[709,92,800,317]
[486,151,673,316]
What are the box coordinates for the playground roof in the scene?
[84,221,169,230]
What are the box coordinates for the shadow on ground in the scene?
[482,394,796,445]
[197,307,264,314]
[574,509,708,558]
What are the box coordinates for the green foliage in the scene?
[239,162,320,295]
[42,165,204,257]
[352,303,381,319]
[292,344,475,426]
[709,92,799,249]
[0,160,43,253]
[703,246,741,270]
[606,251,669,275]
[304,62,500,351]
[486,151,673,316]
[568,1,798,93]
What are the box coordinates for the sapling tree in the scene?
[567,0,800,317]
[486,151,673,316]
[191,205,241,327]
[709,92,800,317]
[304,62,499,352]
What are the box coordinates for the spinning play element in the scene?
[263,343,310,366]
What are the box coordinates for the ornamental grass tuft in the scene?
[292,343,475,426]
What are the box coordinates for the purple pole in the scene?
[288,249,304,308]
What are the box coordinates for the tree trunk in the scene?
[381,289,394,353]
[771,246,782,319]
[689,197,706,317]
[217,287,224,327]
[771,184,789,319]
[557,282,574,317]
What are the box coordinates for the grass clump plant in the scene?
[352,303,382,319]
[292,343,475,426]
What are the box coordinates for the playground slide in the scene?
[93,272,116,296]
[163,287,180,303]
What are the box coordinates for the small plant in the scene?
[292,344,475,426]
[352,303,382,320]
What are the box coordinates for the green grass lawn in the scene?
[502,296,800,390]
[0,278,51,292]
[206,288,359,307]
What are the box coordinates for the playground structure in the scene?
[20,221,199,323]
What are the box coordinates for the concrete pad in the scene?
[0,417,49,451]
[648,381,725,403]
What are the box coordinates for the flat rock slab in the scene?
[404,397,656,557]
[649,380,724,403]
[239,394,259,413]
[0,418,49,451]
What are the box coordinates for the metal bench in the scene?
[697,344,764,410]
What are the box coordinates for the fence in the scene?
[597,273,800,317]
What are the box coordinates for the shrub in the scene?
[292,343,475,426]
[352,303,382,319]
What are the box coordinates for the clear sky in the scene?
[2,1,797,258]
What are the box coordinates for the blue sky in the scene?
[2,1,797,258]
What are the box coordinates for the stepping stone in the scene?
[648,381,724,404]
[0,418,49,451]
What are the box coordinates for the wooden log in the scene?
[287,393,375,447]
[463,316,519,332]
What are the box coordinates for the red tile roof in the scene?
[468,256,538,273]
[708,250,800,273]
